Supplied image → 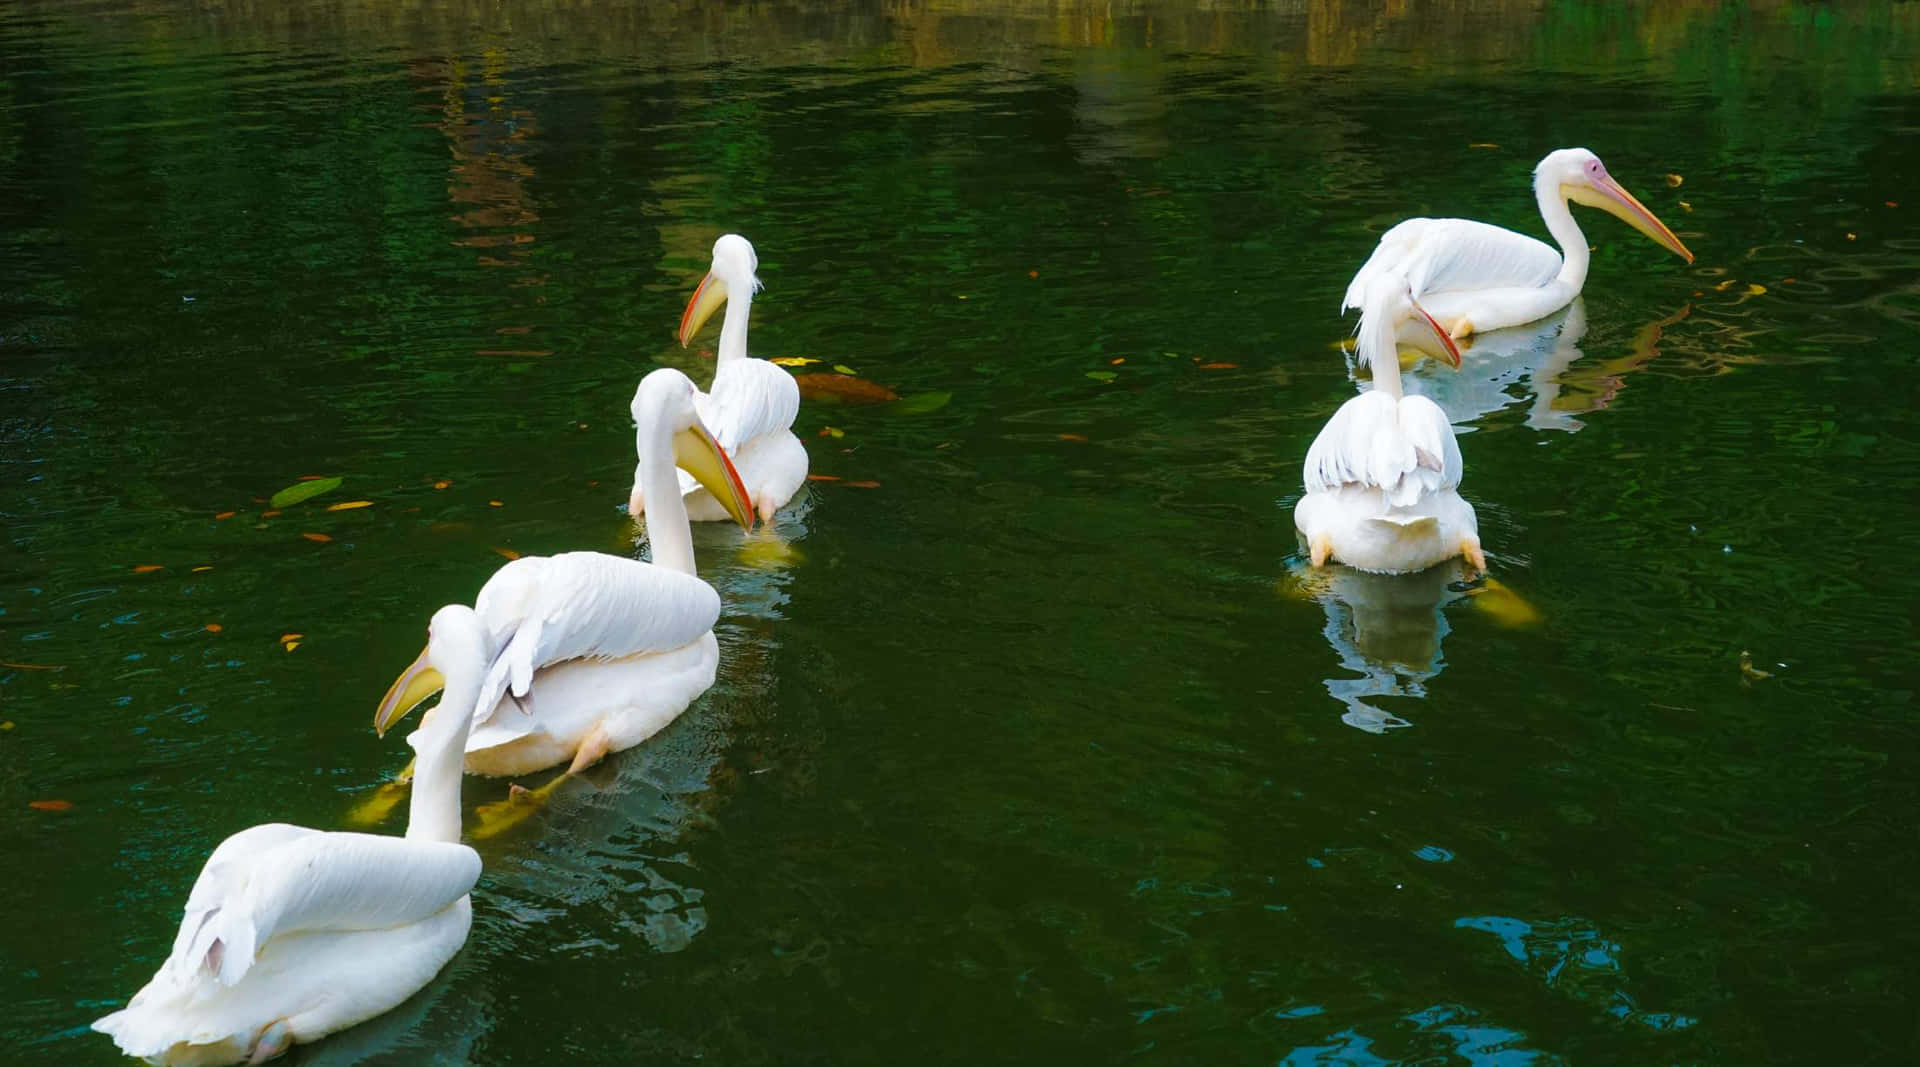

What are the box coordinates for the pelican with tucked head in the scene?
[95,605,491,1066]
[1345,147,1693,347]
[377,369,752,800]
[631,233,808,526]
[1297,273,1485,576]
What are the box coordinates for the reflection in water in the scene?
[1369,299,1694,433]
[1280,1001,1558,1066]
[1455,914,1699,1032]
[1286,559,1474,734]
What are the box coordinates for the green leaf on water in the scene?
[1085,371,1118,382]
[886,391,952,415]
[270,476,343,509]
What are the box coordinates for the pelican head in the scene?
[1538,148,1693,263]
[630,367,754,528]
[1358,273,1462,370]
[678,234,762,346]
[374,603,492,739]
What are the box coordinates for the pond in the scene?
[4,2,1917,1063]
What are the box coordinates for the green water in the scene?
[5,2,1918,1063]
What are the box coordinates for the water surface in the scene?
[4,2,1918,1063]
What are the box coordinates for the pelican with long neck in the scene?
[402,605,492,842]
[679,233,760,363]
[630,366,753,574]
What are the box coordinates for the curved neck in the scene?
[406,675,478,843]
[1356,293,1405,401]
[1535,176,1590,290]
[717,284,753,365]
[638,430,697,575]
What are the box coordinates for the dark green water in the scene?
[5,1,1918,1063]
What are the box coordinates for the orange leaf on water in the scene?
[792,373,899,405]
[133,564,164,573]
[261,510,282,518]
[493,547,521,560]
[280,633,303,644]
[192,566,212,573]
[1057,433,1089,442]
[1110,358,1126,365]
[845,480,881,489]
[301,532,332,543]
[204,623,223,633]
[326,501,373,511]
[29,799,73,812]
[214,511,236,520]
[1199,362,1239,370]
[806,474,841,482]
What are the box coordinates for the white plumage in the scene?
[95,606,493,1066]
[1345,148,1693,351]
[1296,274,1485,575]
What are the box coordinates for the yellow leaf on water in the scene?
[832,364,858,376]
[1846,232,1857,241]
[433,480,451,490]
[326,500,373,511]
[1665,173,1684,187]
[1746,283,1767,296]
[819,426,845,439]
[283,641,300,652]
[0,721,14,730]
[769,356,820,367]
[1678,201,1692,213]
[192,566,212,573]
[1714,279,1737,291]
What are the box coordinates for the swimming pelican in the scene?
[1296,274,1485,575]
[93,605,492,1066]
[380,369,753,785]
[631,233,808,525]
[1345,148,1693,346]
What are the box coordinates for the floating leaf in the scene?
[29,799,73,812]
[283,641,301,651]
[1677,200,1692,213]
[326,500,373,512]
[204,623,223,633]
[1057,433,1089,443]
[1738,650,1773,683]
[1665,173,1684,187]
[1110,357,1126,365]
[488,500,503,508]
[1846,232,1857,241]
[493,547,521,560]
[845,480,881,489]
[793,374,899,405]
[1746,283,1767,296]
[214,511,236,520]
[260,510,282,518]
[0,720,13,730]
[1085,370,1118,382]
[133,564,164,574]
[1468,142,1500,149]
[270,476,343,509]
[280,633,303,644]
[885,391,952,415]
[770,356,820,367]
[192,566,212,573]
[815,426,842,439]
[1714,279,1737,291]
[832,364,858,376]
[806,474,841,482]
[433,480,451,490]
[1199,362,1239,370]
[1027,270,1038,279]
[1886,201,1899,208]
[301,532,333,543]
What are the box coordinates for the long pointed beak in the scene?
[374,646,444,738]
[1569,175,1694,263]
[673,421,754,529]
[678,272,729,347]
[1410,298,1463,369]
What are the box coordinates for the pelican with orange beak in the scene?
[375,369,753,801]
[1345,148,1694,345]
[1297,274,1486,575]
[633,233,808,526]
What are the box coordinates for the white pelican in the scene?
[379,368,753,784]
[1296,274,1485,575]
[1345,148,1693,345]
[631,233,808,525]
[93,605,492,1066]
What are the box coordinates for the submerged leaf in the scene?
[270,476,343,509]
[29,799,73,812]
[845,480,881,489]
[793,373,899,405]
[301,532,333,543]
[1085,371,1118,382]
[885,391,952,415]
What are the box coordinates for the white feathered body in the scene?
[93,827,478,1066]
[640,357,806,522]
[462,551,723,776]
[1294,388,1479,575]
[1346,217,1573,342]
